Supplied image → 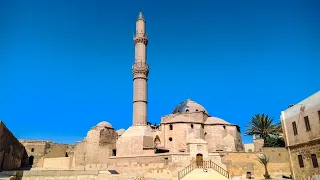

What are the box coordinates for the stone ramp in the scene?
[181,168,228,180]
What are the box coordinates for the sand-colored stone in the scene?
[281,91,320,180]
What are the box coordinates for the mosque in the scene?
[19,11,244,169]
[3,12,284,180]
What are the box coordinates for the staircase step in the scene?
[181,168,228,180]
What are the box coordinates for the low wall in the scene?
[0,121,27,171]
[0,170,139,180]
[221,148,291,179]
[43,157,71,169]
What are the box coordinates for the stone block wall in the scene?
[19,140,74,168]
[221,148,291,179]
[289,139,320,180]
[42,157,71,169]
[1,170,139,180]
[0,121,27,171]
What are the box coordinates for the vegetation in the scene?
[245,113,283,145]
[263,135,285,147]
[257,154,271,179]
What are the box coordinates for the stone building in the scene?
[281,91,320,180]
[0,121,27,171]
[19,140,74,168]
[0,12,293,179]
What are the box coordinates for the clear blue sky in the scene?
[0,0,319,144]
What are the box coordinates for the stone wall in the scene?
[289,139,320,180]
[221,148,291,179]
[0,121,27,171]
[43,157,72,169]
[19,140,74,168]
[0,170,140,180]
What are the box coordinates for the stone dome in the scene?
[204,117,230,125]
[116,128,125,136]
[172,99,207,114]
[96,121,113,128]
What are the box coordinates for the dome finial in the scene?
[187,94,191,101]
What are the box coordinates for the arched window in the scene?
[31,148,34,152]
[191,124,194,128]
[169,124,173,130]
[186,109,189,112]
[169,137,173,141]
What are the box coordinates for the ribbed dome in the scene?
[172,99,207,114]
[96,121,113,128]
[205,117,230,125]
[116,128,125,135]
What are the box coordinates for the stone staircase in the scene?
[178,160,229,180]
[181,168,228,180]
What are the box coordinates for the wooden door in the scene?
[196,154,203,167]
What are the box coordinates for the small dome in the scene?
[172,99,207,114]
[96,121,113,128]
[116,128,125,135]
[205,117,230,125]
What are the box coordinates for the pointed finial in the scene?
[187,94,191,101]
[137,11,145,21]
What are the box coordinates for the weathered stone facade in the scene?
[288,139,320,180]
[19,140,74,168]
[281,90,320,180]
[221,148,291,179]
[0,121,27,171]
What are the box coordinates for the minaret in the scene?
[132,12,149,126]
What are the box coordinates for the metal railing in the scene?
[178,160,229,180]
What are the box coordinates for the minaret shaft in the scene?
[132,12,149,126]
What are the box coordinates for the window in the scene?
[311,154,319,168]
[304,116,311,131]
[298,155,304,168]
[169,124,173,130]
[169,137,172,141]
[112,149,117,156]
[292,121,298,135]
[31,148,34,152]
[191,124,194,128]
[65,152,68,157]
[186,109,189,112]
[318,110,320,123]
[223,125,226,129]
[248,149,252,152]
[196,109,198,112]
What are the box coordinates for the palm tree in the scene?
[258,154,271,179]
[245,113,279,141]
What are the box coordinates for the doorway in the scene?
[28,156,34,166]
[196,153,203,167]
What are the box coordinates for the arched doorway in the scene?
[28,156,34,166]
[196,153,203,167]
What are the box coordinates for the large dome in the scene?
[205,117,230,125]
[172,99,207,114]
[96,121,113,128]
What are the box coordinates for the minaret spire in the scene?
[138,11,144,21]
[132,12,149,126]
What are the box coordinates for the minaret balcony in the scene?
[132,62,149,77]
[133,36,148,45]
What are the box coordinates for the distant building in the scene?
[280,91,320,180]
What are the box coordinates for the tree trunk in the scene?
[264,166,271,179]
